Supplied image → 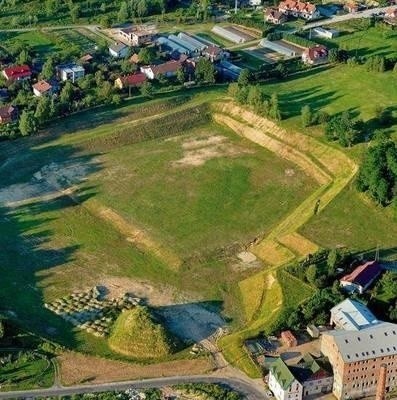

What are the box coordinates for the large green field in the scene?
[0,93,317,357]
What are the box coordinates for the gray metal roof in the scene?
[331,299,380,331]
[324,322,397,363]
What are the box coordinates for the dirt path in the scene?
[85,199,182,270]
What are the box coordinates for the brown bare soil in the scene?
[58,352,213,386]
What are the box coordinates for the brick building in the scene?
[321,300,397,399]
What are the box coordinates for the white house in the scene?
[109,42,129,58]
[140,60,182,80]
[269,358,303,400]
[57,64,85,83]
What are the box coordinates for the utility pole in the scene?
[235,0,238,14]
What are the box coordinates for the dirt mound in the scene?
[109,306,177,359]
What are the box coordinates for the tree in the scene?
[35,95,51,125]
[0,319,4,340]
[140,81,154,98]
[306,264,318,286]
[112,94,122,106]
[45,0,57,17]
[195,58,215,83]
[356,140,397,205]
[237,69,250,87]
[118,1,129,22]
[41,56,56,80]
[269,93,281,121]
[17,48,30,65]
[60,81,74,104]
[325,111,359,147]
[70,5,80,23]
[176,68,185,84]
[375,106,393,128]
[301,105,313,127]
[19,110,38,136]
[247,85,263,112]
[138,47,155,65]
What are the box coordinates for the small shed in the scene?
[281,330,298,347]
[307,324,320,338]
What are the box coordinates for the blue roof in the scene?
[168,34,197,53]
[156,36,188,54]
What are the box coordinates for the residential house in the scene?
[265,7,288,24]
[290,354,334,398]
[344,2,359,12]
[0,105,18,124]
[129,53,140,64]
[278,0,320,20]
[203,46,229,63]
[2,65,32,81]
[339,260,382,294]
[114,73,147,89]
[140,60,182,80]
[80,54,94,64]
[330,298,380,331]
[269,358,303,400]
[281,330,298,347]
[57,64,85,83]
[118,26,157,46]
[109,42,129,58]
[249,0,262,5]
[302,45,329,65]
[32,80,54,97]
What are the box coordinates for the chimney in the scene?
[375,364,387,400]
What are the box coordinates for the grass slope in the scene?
[109,307,176,359]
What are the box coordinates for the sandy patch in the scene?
[98,276,180,306]
[173,135,252,168]
[58,352,212,386]
[237,251,257,263]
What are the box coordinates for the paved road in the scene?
[302,4,397,29]
[0,375,267,400]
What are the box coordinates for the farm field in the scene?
[0,93,318,361]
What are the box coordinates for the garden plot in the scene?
[44,286,142,338]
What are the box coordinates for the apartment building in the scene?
[321,300,397,399]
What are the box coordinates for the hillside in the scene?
[108,307,177,359]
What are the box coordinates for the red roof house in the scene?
[281,330,298,347]
[32,80,53,97]
[265,7,288,24]
[340,261,382,294]
[278,0,320,19]
[0,105,18,124]
[302,45,329,65]
[115,73,147,89]
[2,65,32,81]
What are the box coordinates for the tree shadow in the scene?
[278,85,341,118]
[0,135,102,349]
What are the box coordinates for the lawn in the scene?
[300,186,397,260]
[0,351,54,391]
[83,122,317,258]
[265,65,397,128]
[0,30,59,58]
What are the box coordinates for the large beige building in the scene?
[321,299,397,399]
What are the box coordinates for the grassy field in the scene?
[0,30,59,58]
[0,352,54,391]
[0,92,317,359]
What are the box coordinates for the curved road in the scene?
[0,375,266,400]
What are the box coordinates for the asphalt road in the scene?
[302,5,397,30]
[0,375,267,400]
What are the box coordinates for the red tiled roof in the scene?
[279,0,316,13]
[151,60,182,75]
[33,80,52,94]
[340,261,382,288]
[3,65,32,80]
[119,73,147,86]
[0,105,16,119]
[281,330,297,341]
[304,45,328,60]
